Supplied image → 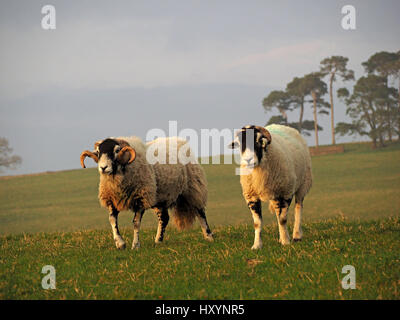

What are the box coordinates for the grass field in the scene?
[0,141,399,299]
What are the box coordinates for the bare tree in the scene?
[0,138,22,172]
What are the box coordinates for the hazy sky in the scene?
[1,0,399,175]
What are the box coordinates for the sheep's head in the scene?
[228,125,271,168]
[80,138,136,175]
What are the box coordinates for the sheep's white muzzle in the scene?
[241,148,259,168]
[98,155,113,175]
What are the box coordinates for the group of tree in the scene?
[336,51,400,148]
[263,50,400,148]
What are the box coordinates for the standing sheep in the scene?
[80,136,213,249]
[228,124,312,249]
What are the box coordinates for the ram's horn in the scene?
[80,150,99,168]
[117,146,136,164]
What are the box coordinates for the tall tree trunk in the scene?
[387,103,392,142]
[379,133,385,147]
[312,91,319,147]
[364,101,379,149]
[329,74,336,145]
[279,108,288,125]
[298,99,304,133]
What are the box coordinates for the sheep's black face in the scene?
[97,139,122,175]
[228,125,271,168]
[80,138,135,173]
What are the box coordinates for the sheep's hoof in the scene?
[116,241,126,250]
[279,239,291,245]
[293,238,302,242]
[131,242,140,249]
[251,243,262,250]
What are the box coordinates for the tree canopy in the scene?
[336,74,397,148]
[0,138,22,172]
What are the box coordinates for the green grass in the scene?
[0,141,399,299]
[1,218,399,299]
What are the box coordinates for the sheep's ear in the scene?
[228,141,239,149]
[258,128,272,147]
[94,140,103,151]
[261,138,269,149]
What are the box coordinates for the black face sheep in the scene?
[228,124,312,249]
[80,136,213,249]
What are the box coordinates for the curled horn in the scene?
[117,146,136,164]
[80,150,99,168]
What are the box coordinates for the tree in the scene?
[0,138,22,172]
[389,52,400,137]
[304,72,329,147]
[389,51,400,137]
[362,51,399,76]
[265,76,326,139]
[337,75,397,148]
[300,120,323,135]
[286,76,310,133]
[362,51,400,141]
[266,115,287,126]
[262,90,291,124]
[335,122,361,137]
[265,116,323,137]
[320,56,355,145]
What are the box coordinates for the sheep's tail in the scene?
[172,195,198,231]
[173,163,208,231]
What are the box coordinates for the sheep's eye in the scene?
[115,148,120,154]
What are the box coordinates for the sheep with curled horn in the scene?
[80,136,213,249]
[228,124,312,249]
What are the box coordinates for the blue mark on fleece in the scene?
[265,124,302,149]
[266,125,289,138]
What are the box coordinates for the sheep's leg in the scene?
[132,209,144,249]
[132,210,144,249]
[293,198,303,241]
[271,198,291,245]
[108,206,126,249]
[196,208,214,241]
[247,200,262,250]
[154,207,169,243]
